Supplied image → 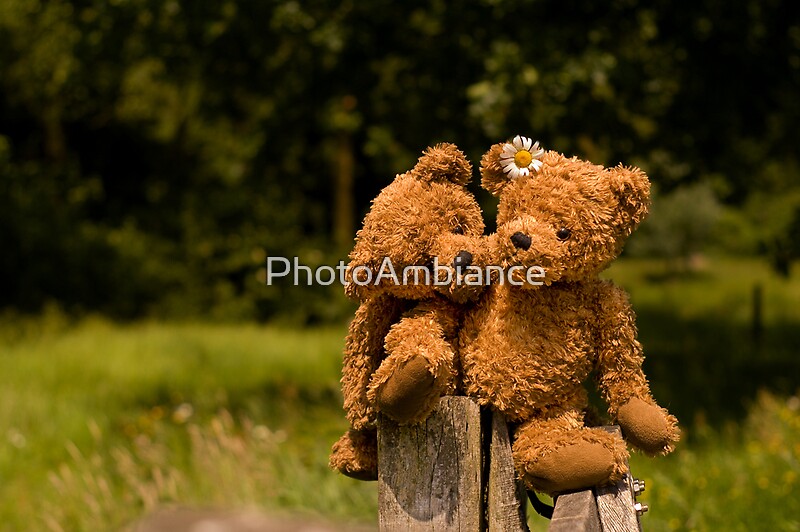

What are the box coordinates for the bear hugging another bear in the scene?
[331,137,680,496]
[329,143,491,481]
[459,139,679,494]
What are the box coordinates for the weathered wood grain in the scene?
[487,411,529,531]
[377,402,642,532]
[377,396,483,531]
[549,490,601,532]
[594,427,642,532]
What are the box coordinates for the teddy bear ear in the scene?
[606,164,651,234]
[409,142,473,186]
[479,142,513,196]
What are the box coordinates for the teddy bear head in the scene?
[345,143,487,303]
[480,138,650,286]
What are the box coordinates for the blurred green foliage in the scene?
[627,182,723,271]
[0,288,798,529]
[1,0,799,320]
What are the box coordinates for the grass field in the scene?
[1,256,798,531]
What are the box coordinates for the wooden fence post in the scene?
[378,397,644,532]
[487,411,529,531]
[593,426,643,532]
[378,396,484,531]
[548,490,601,532]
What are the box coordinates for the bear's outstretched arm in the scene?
[341,293,407,430]
[592,281,679,455]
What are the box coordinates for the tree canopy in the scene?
[1,0,799,320]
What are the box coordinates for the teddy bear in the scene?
[329,142,490,481]
[459,136,680,495]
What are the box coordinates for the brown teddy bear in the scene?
[330,143,489,481]
[459,137,679,495]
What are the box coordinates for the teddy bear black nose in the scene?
[510,232,532,250]
[453,250,473,269]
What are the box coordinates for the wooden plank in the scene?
[377,403,640,532]
[487,411,529,531]
[549,490,601,532]
[595,427,641,532]
[378,396,483,531]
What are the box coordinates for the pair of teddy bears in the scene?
[329,138,679,495]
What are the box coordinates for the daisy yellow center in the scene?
[514,150,533,167]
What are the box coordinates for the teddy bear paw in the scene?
[617,397,680,455]
[372,354,441,424]
[329,429,378,481]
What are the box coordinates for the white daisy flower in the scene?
[499,135,544,179]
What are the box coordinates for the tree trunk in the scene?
[333,131,355,253]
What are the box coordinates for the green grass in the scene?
[1,256,799,530]
[626,391,800,531]
[0,318,375,531]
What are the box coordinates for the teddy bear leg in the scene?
[512,410,629,495]
[366,314,457,425]
[329,428,378,481]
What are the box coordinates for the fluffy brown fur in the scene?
[460,142,679,495]
[330,143,489,481]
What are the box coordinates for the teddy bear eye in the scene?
[556,227,572,241]
[453,225,464,235]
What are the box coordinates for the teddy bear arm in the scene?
[341,294,406,430]
[593,313,652,416]
[403,297,463,337]
[589,283,650,410]
[592,284,679,454]
[594,327,679,454]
